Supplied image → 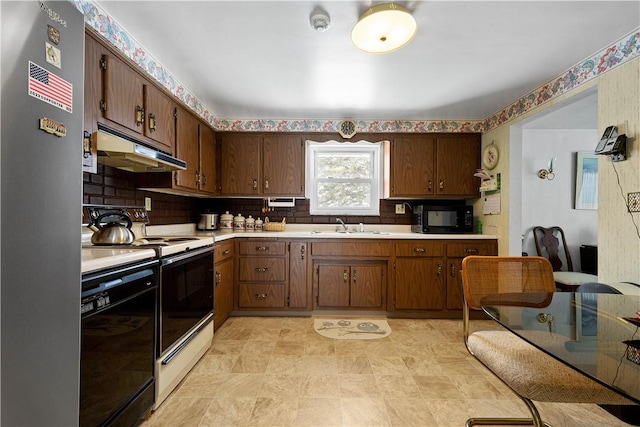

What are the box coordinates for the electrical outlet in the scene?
[395,204,405,214]
[629,192,640,213]
[145,197,152,211]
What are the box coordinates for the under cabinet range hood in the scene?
[95,124,187,172]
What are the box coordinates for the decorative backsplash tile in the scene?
[71,1,639,134]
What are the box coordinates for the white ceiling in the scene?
[94,1,639,121]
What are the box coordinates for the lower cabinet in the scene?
[214,240,234,328]
[316,262,385,309]
[393,241,445,310]
[235,239,310,310]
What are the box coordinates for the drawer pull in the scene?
[413,248,426,253]
[222,249,230,255]
[256,246,268,251]
[254,293,268,299]
[464,248,479,254]
[255,267,269,273]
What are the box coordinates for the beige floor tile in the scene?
[338,374,380,398]
[340,397,391,426]
[384,397,440,427]
[198,397,255,427]
[146,317,632,427]
[215,373,264,398]
[258,374,303,398]
[300,374,340,398]
[295,397,344,426]
[247,396,299,426]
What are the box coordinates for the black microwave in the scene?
[411,205,474,234]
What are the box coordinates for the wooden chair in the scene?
[461,256,633,427]
[532,226,598,291]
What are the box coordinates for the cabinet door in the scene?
[350,264,384,308]
[289,242,308,309]
[436,134,480,196]
[175,107,200,190]
[263,135,304,196]
[317,264,350,307]
[220,134,262,195]
[446,258,464,310]
[214,257,234,328]
[144,83,175,152]
[199,125,216,195]
[394,258,445,309]
[102,54,144,134]
[391,136,436,196]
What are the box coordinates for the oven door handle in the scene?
[161,313,214,365]
[161,246,213,265]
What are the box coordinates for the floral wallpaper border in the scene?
[71,0,639,134]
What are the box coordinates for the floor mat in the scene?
[313,318,391,340]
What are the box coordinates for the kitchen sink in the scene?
[310,230,388,235]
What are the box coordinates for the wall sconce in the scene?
[538,157,556,180]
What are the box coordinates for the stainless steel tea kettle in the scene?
[88,212,136,245]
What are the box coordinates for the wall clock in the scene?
[338,120,357,139]
[482,143,499,170]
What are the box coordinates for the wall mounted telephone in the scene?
[595,125,627,162]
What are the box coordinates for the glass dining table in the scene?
[480,291,640,407]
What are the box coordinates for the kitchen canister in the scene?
[255,217,263,231]
[233,213,245,231]
[245,215,255,231]
[220,211,234,229]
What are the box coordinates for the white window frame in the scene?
[305,140,383,216]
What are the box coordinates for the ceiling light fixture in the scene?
[351,3,417,54]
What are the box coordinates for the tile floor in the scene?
[142,316,632,426]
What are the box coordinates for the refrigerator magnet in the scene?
[46,42,61,68]
[39,117,67,137]
[47,25,60,44]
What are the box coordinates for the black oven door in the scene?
[80,260,158,427]
[159,246,214,355]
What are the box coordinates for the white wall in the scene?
[521,129,598,271]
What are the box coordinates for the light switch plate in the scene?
[145,197,152,211]
[395,204,405,214]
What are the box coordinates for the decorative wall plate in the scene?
[482,143,499,170]
[338,120,357,138]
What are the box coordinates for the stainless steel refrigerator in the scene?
[1,1,84,425]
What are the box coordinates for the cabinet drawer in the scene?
[238,257,287,282]
[311,241,391,257]
[446,241,497,257]
[238,283,285,308]
[214,240,234,263]
[239,241,286,256]
[395,241,444,257]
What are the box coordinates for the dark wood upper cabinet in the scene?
[388,133,480,198]
[219,133,304,197]
[144,83,175,152]
[175,107,200,190]
[199,125,217,195]
[101,53,145,134]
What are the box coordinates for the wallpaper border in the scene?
[70,0,639,134]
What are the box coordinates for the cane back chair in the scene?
[461,256,632,427]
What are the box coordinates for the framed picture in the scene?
[575,152,598,210]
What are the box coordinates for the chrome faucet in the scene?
[336,217,348,231]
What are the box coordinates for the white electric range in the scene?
[82,205,215,411]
